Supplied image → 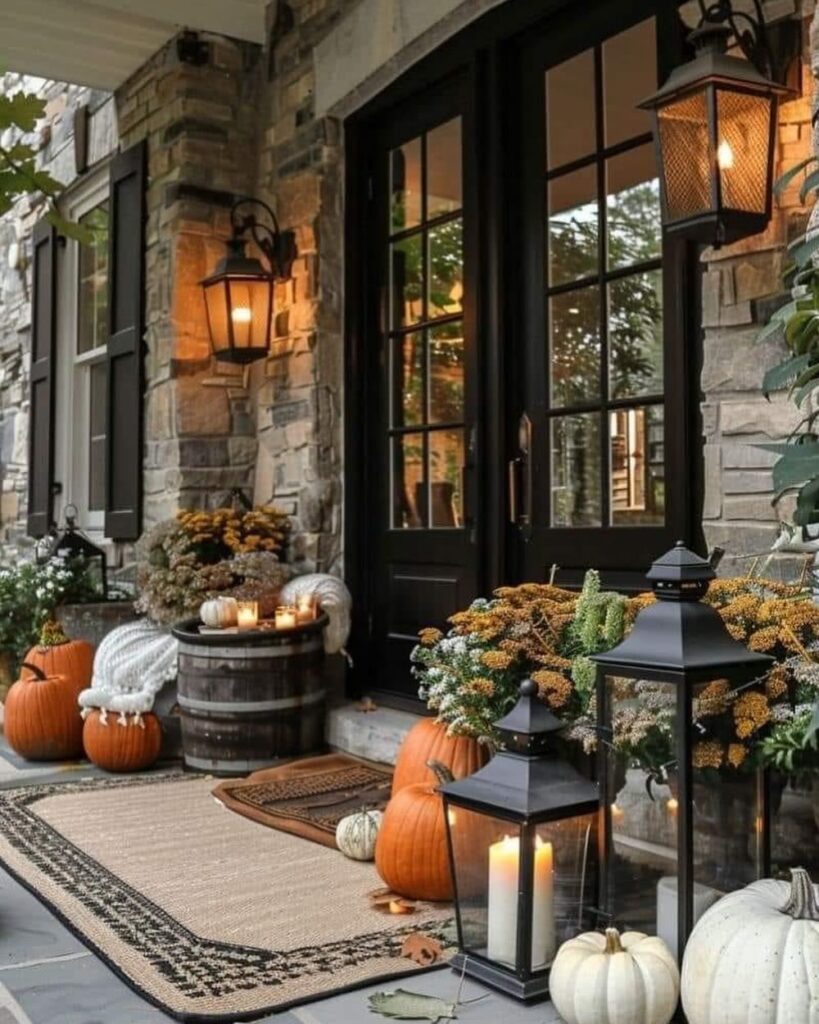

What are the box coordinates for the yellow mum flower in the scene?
[726,743,747,769]
[748,626,780,652]
[468,677,495,697]
[418,627,443,646]
[692,741,723,769]
[765,666,789,700]
[481,649,514,671]
[733,691,770,739]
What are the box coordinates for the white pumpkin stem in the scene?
[604,928,624,954]
[782,867,819,921]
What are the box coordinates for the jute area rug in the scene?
[211,754,393,848]
[0,774,452,1022]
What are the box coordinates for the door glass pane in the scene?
[551,413,601,527]
[89,361,107,512]
[78,202,109,355]
[429,429,464,527]
[609,270,663,399]
[427,118,462,219]
[606,144,661,269]
[390,137,422,232]
[429,320,464,424]
[428,219,463,320]
[392,432,425,529]
[550,286,601,408]
[392,333,423,427]
[391,233,423,328]
[603,18,656,147]
[609,404,664,526]
[546,49,596,169]
[549,165,598,287]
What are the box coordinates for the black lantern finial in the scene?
[642,0,791,246]
[200,196,297,365]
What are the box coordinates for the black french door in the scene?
[510,0,698,589]
[352,75,481,703]
[346,0,700,702]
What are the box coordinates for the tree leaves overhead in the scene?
[368,989,458,1022]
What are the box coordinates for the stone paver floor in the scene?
[0,743,559,1024]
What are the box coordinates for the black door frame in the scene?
[344,0,703,699]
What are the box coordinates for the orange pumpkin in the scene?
[22,621,94,689]
[392,718,489,795]
[4,661,85,760]
[82,711,162,772]
[376,760,454,901]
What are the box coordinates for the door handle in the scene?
[509,413,533,538]
[508,457,521,524]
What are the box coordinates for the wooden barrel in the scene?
[172,614,327,775]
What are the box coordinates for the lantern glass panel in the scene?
[603,676,678,936]
[656,89,712,221]
[771,780,819,883]
[203,278,229,350]
[716,88,771,213]
[225,276,272,351]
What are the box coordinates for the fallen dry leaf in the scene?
[400,933,444,966]
[389,898,416,915]
[356,696,378,713]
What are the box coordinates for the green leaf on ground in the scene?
[368,989,458,1022]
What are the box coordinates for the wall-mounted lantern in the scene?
[641,1,789,246]
[201,196,296,364]
[440,680,599,1000]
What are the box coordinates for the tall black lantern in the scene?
[52,505,108,599]
[641,3,788,246]
[440,681,599,1001]
[201,196,296,365]
[592,543,773,963]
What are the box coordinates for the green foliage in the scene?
[755,161,819,528]
[0,85,89,242]
[760,709,819,782]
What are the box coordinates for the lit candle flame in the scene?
[231,306,252,323]
[717,139,734,170]
[667,797,679,814]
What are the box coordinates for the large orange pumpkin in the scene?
[4,662,85,760]
[21,621,94,689]
[392,718,489,795]
[82,711,162,772]
[376,759,454,901]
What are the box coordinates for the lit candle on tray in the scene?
[487,834,555,969]
[236,601,259,630]
[296,593,316,623]
[275,605,297,630]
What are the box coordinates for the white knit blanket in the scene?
[78,619,178,717]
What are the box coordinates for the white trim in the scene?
[54,165,110,537]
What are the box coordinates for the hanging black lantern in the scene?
[439,681,600,1001]
[641,2,788,246]
[592,542,774,964]
[53,504,108,599]
[201,196,296,364]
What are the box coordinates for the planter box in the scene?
[57,601,138,649]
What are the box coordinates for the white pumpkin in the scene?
[550,927,679,1024]
[335,809,383,861]
[682,867,819,1024]
[200,596,238,628]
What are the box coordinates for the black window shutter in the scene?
[27,218,57,538]
[105,140,146,541]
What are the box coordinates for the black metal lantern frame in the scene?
[592,543,774,964]
[201,196,297,365]
[51,504,108,599]
[440,681,600,1002]
[641,0,792,246]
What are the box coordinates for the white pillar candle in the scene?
[487,835,555,970]
[274,605,297,630]
[296,593,316,623]
[236,601,259,630]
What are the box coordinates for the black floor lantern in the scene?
[439,681,599,1001]
[592,542,774,963]
[52,504,108,599]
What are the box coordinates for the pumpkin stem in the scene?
[20,661,47,682]
[38,619,69,648]
[781,867,819,921]
[426,759,455,788]
[604,928,624,955]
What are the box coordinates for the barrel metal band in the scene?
[187,755,285,773]
[177,638,323,659]
[178,689,326,714]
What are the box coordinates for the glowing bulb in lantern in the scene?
[231,306,253,324]
[717,139,734,170]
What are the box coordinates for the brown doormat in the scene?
[0,773,453,1023]
[211,754,393,848]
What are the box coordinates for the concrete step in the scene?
[325,701,421,765]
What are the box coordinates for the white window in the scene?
[54,168,109,536]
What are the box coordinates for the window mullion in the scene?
[595,44,611,531]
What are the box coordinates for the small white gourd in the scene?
[549,927,679,1024]
[200,596,238,628]
[682,867,819,1024]
[335,809,383,861]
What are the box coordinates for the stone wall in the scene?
[700,14,816,578]
[0,76,115,559]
